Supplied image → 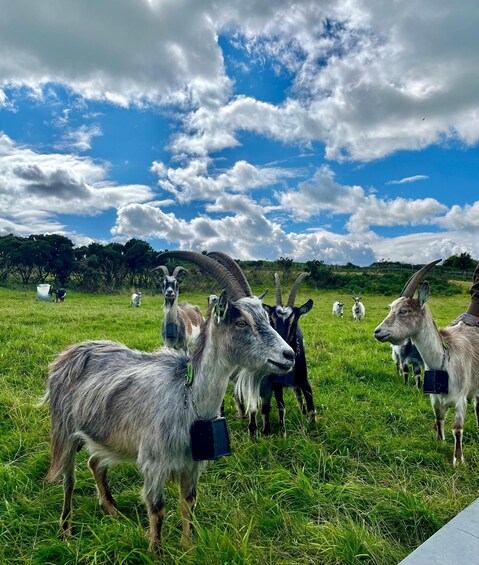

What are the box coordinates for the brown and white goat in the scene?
[155,265,204,351]
[374,260,479,465]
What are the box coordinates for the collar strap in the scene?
[186,362,194,386]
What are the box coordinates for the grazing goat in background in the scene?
[234,271,315,437]
[130,291,142,307]
[374,260,479,465]
[155,265,204,351]
[43,251,295,552]
[391,338,424,387]
[352,295,365,321]
[332,301,344,317]
[49,286,67,302]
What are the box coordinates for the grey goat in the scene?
[374,260,479,465]
[390,338,424,387]
[43,251,295,552]
[155,264,204,350]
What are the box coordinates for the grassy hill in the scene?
[0,285,478,564]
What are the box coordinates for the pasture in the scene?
[0,285,478,564]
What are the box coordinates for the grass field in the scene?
[1,285,478,564]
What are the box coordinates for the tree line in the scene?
[0,234,475,295]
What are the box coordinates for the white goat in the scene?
[332,301,344,317]
[155,265,204,351]
[352,295,365,321]
[43,251,295,552]
[130,291,141,307]
[374,260,479,465]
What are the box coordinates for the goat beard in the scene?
[233,369,265,414]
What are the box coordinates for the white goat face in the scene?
[220,296,295,375]
[374,297,425,345]
[162,276,179,301]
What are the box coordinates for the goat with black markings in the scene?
[42,251,295,552]
[352,294,365,321]
[374,260,479,465]
[155,264,204,351]
[235,271,315,437]
[390,338,424,388]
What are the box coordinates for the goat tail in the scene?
[44,342,93,482]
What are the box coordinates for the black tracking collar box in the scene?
[423,369,449,394]
[190,417,232,461]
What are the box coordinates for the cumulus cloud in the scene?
[152,157,299,202]
[0,132,153,235]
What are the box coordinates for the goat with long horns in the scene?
[234,270,315,437]
[154,263,204,351]
[43,251,295,552]
[374,259,479,465]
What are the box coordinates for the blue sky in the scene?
[0,0,478,265]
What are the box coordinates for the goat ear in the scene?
[214,289,229,323]
[299,299,314,315]
[417,281,430,307]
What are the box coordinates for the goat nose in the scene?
[282,349,295,362]
[374,327,381,335]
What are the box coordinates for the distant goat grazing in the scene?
[374,260,479,465]
[155,264,204,351]
[390,338,424,387]
[49,286,66,302]
[332,301,344,317]
[234,271,315,437]
[43,250,295,552]
[352,295,365,321]
[130,291,141,307]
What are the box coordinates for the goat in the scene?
[332,301,344,317]
[352,295,365,321]
[130,291,142,307]
[234,271,314,437]
[374,260,479,465]
[49,286,67,302]
[155,265,204,351]
[42,251,295,552]
[390,338,424,387]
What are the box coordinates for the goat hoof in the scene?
[101,502,117,516]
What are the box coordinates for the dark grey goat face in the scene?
[264,299,313,346]
[218,295,296,375]
[162,276,180,301]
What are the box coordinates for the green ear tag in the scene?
[214,304,225,321]
[186,362,194,386]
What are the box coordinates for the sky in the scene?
[0,0,478,266]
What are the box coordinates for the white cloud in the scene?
[387,175,429,185]
[439,202,479,233]
[152,157,299,202]
[55,124,103,152]
[0,132,154,235]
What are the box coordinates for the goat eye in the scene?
[236,320,247,328]
[399,309,408,315]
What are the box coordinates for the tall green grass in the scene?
[0,286,477,564]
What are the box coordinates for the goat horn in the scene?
[207,251,252,296]
[400,259,442,298]
[157,251,247,301]
[172,266,188,278]
[274,273,283,306]
[287,272,309,307]
[153,265,170,277]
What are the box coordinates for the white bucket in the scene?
[37,283,53,301]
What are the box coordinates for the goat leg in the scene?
[88,456,117,516]
[180,475,197,548]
